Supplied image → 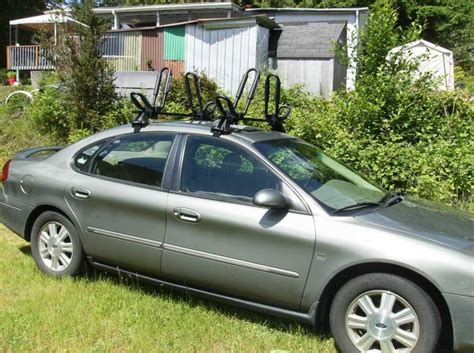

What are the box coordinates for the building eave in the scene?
[94,2,242,15]
[245,7,368,13]
[106,15,279,33]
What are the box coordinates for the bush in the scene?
[0,69,10,85]
[0,92,57,165]
[27,87,135,144]
[163,72,221,117]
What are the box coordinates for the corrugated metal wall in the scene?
[164,26,186,60]
[103,31,142,71]
[186,25,266,95]
[164,60,185,76]
[140,29,185,76]
[141,30,163,71]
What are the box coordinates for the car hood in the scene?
[356,197,474,254]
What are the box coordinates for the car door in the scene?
[162,135,316,310]
[65,132,176,276]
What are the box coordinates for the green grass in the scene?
[0,225,336,353]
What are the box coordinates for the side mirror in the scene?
[253,189,288,209]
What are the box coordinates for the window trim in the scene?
[173,134,310,214]
[70,132,178,191]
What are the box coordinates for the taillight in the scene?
[1,160,11,183]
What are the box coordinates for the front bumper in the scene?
[443,292,474,352]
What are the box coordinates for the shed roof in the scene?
[276,21,346,59]
[389,39,453,56]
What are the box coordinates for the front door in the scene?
[65,132,176,276]
[162,135,316,310]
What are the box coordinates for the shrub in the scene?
[27,87,135,143]
[163,72,221,117]
[0,69,10,85]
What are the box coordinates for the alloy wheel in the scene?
[345,290,420,353]
[37,221,74,272]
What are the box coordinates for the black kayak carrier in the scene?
[130,66,291,135]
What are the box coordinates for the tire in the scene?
[329,273,441,353]
[30,211,84,277]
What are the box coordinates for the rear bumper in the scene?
[0,187,32,239]
[443,292,474,352]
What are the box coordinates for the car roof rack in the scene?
[131,67,172,133]
[211,72,291,136]
[130,67,291,135]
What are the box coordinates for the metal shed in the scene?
[185,16,278,95]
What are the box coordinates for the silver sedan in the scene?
[1,121,472,353]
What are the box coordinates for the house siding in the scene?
[103,31,142,71]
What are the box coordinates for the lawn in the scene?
[0,224,336,353]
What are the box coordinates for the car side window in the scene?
[74,141,107,171]
[180,135,281,201]
[90,133,174,187]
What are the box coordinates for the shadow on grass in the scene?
[84,264,331,339]
[83,265,454,353]
[19,244,31,255]
[17,243,331,341]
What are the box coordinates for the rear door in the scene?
[65,132,176,276]
[162,135,316,310]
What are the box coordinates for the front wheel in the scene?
[31,211,84,277]
[329,273,441,353]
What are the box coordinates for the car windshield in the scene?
[255,139,388,211]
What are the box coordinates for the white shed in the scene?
[388,39,454,91]
[185,16,277,95]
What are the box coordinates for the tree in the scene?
[353,0,421,78]
[43,0,118,134]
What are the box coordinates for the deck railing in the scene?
[8,31,142,71]
[7,45,54,70]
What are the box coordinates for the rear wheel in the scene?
[31,211,84,277]
[329,273,441,353]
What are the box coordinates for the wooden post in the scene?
[6,46,10,69]
[35,46,39,68]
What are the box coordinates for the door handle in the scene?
[71,187,91,200]
[173,207,201,223]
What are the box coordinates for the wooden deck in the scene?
[7,45,54,70]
